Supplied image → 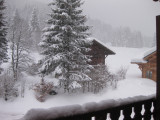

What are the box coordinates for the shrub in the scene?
[117,66,128,80]
[0,70,19,101]
[33,77,54,102]
[88,64,118,93]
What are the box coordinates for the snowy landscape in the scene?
[0,47,156,120]
[0,0,159,120]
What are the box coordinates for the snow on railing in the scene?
[21,94,156,120]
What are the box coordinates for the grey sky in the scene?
[83,0,160,37]
[17,0,160,36]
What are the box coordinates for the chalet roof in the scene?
[131,58,147,64]
[131,47,156,64]
[143,47,156,60]
[87,37,115,55]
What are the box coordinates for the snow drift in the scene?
[22,94,155,120]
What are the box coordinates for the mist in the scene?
[6,0,160,37]
[83,0,160,37]
[6,0,160,36]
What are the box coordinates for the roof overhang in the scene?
[93,40,115,55]
[144,51,156,61]
[131,62,146,65]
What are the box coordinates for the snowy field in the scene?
[0,47,156,120]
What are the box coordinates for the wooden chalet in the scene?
[88,38,115,65]
[131,47,157,81]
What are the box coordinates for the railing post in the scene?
[156,15,160,120]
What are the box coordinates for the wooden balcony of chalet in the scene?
[23,95,156,120]
[22,1,160,120]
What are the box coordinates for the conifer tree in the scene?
[40,0,92,92]
[29,8,40,32]
[0,0,7,66]
[29,8,41,51]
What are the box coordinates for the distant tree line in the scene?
[6,0,155,48]
[87,18,155,48]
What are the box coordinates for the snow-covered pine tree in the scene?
[29,8,40,32]
[40,0,92,92]
[0,0,7,67]
[29,8,41,51]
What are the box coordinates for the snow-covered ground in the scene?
[0,47,156,120]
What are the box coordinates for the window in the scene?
[146,71,152,79]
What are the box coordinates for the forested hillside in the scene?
[5,0,154,48]
[87,18,154,48]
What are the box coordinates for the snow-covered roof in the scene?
[131,47,156,64]
[131,58,147,64]
[87,37,115,55]
[143,47,156,59]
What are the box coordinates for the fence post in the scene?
[156,15,160,120]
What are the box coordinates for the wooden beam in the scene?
[156,15,160,120]
[149,56,157,62]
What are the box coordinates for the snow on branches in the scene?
[0,0,8,66]
[40,0,92,92]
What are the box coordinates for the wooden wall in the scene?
[141,62,156,81]
[89,42,106,65]
[139,53,157,81]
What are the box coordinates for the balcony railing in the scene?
[23,95,156,120]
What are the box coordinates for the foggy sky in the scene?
[83,0,160,37]
[14,0,160,37]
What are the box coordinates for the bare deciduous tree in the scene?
[8,10,33,81]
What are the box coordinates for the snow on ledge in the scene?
[131,47,156,63]
[21,94,155,120]
[131,58,147,64]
